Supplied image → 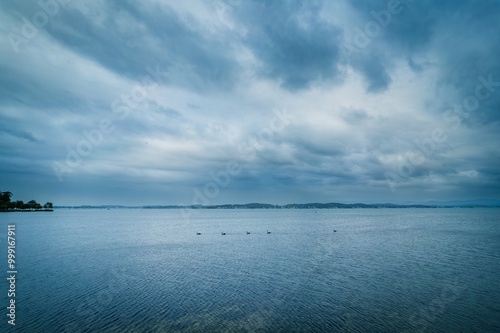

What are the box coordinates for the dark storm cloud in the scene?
[234,0,343,90]
[0,0,499,204]
[0,125,38,142]
[346,0,435,53]
[0,63,86,110]
[348,0,500,103]
[2,0,240,92]
[352,54,392,92]
[407,57,424,73]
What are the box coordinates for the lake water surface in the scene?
[1,208,499,332]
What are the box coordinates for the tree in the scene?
[27,200,38,209]
[15,201,24,210]
[0,192,12,210]
[0,191,12,203]
[1,192,13,209]
[0,191,52,211]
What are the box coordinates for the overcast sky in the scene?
[1,0,499,205]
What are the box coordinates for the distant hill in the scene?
[54,201,500,209]
[417,199,500,207]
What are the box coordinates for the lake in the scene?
[1,208,499,332]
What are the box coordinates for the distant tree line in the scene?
[0,191,53,211]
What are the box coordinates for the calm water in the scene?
[1,208,499,332]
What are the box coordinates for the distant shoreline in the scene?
[52,203,500,209]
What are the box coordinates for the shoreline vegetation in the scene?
[1,209,54,212]
[0,191,53,212]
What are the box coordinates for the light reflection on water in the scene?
[0,208,499,332]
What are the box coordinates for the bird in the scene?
[333,230,337,232]
[221,232,226,235]
[267,230,271,234]
[246,231,250,234]
[196,232,201,235]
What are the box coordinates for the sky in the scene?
[1,0,499,206]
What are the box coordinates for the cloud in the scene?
[0,0,499,205]
[234,0,343,90]
[353,54,392,92]
[0,125,38,142]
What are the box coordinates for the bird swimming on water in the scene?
[246,231,250,234]
[196,232,201,235]
[267,230,271,234]
[221,232,226,235]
